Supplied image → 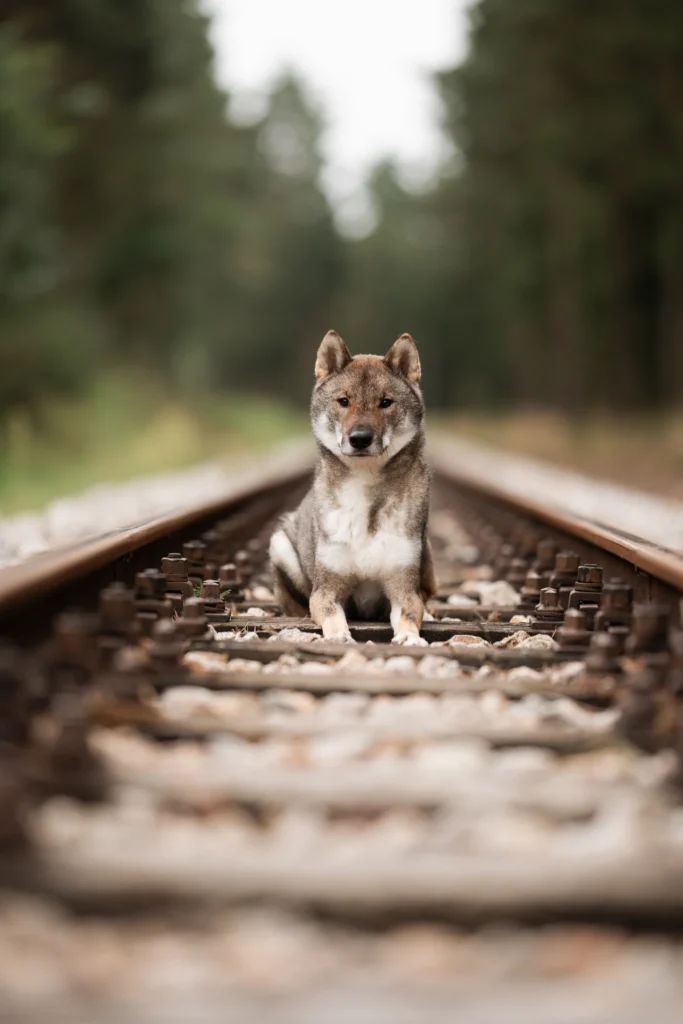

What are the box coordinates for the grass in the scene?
[435,409,683,501]
[0,373,307,515]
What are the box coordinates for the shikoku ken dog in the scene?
[269,330,436,645]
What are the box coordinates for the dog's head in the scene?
[311,331,424,461]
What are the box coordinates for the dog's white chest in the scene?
[318,477,417,578]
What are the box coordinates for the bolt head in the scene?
[578,564,603,585]
[536,539,558,565]
[589,632,618,654]
[219,563,239,585]
[563,608,587,632]
[183,597,206,619]
[201,580,222,600]
[633,603,670,633]
[183,540,206,559]
[538,587,560,609]
[152,619,178,640]
[161,554,187,576]
[555,551,579,573]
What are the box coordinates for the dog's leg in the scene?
[310,576,355,643]
[273,566,309,617]
[386,572,428,646]
[269,528,310,616]
[420,537,438,603]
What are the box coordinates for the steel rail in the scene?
[430,440,683,612]
[1,438,682,631]
[0,445,313,633]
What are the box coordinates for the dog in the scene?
[269,330,436,645]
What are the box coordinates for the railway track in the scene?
[1,442,683,1022]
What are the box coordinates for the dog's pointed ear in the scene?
[384,333,421,382]
[315,330,352,380]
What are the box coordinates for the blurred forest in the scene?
[342,0,683,412]
[1,0,683,509]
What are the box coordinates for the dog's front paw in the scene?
[325,632,356,645]
[392,631,428,647]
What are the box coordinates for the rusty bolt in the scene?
[585,632,622,676]
[98,583,139,666]
[554,551,580,575]
[178,597,210,638]
[160,553,193,601]
[607,625,631,657]
[202,530,225,563]
[50,612,99,686]
[519,570,543,612]
[532,587,564,631]
[134,572,154,599]
[220,563,239,587]
[618,667,677,753]
[494,543,515,580]
[536,588,562,612]
[604,579,633,610]
[534,539,558,572]
[235,549,251,573]
[201,580,222,602]
[568,565,602,628]
[549,551,580,609]
[149,618,188,670]
[575,564,603,589]
[134,570,172,636]
[47,697,107,802]
[183,539,206,561]
[516,525,540,561]
[595,579,633,632]
[145,568,167,596]
[557,608,591,653]
[626,604,671,656]
[161,553,189,581]
[200,579,229,620]
[183,540,207,583]
[561,608,588,633]
[135,568,167,600]
[506,558,529,589]
[99,583,136,633]
[218,564,243,605]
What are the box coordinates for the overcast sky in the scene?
[201,0,471,229]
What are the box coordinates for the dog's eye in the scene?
[379,398,393,409]
[337,397,349,407]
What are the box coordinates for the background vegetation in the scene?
[1,0,682,511]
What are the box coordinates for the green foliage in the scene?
[0,26,67,303]
[336,0,683,412]
[0,5,343,431]
[1,0,682,480]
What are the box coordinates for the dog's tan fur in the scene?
[269,331,435,645]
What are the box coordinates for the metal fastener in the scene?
[549,551,580,609]
[556,608,591,654]
[532,588,564,631]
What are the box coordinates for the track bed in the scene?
[1,450,683,1022]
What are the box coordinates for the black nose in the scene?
[349,426,374,450]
